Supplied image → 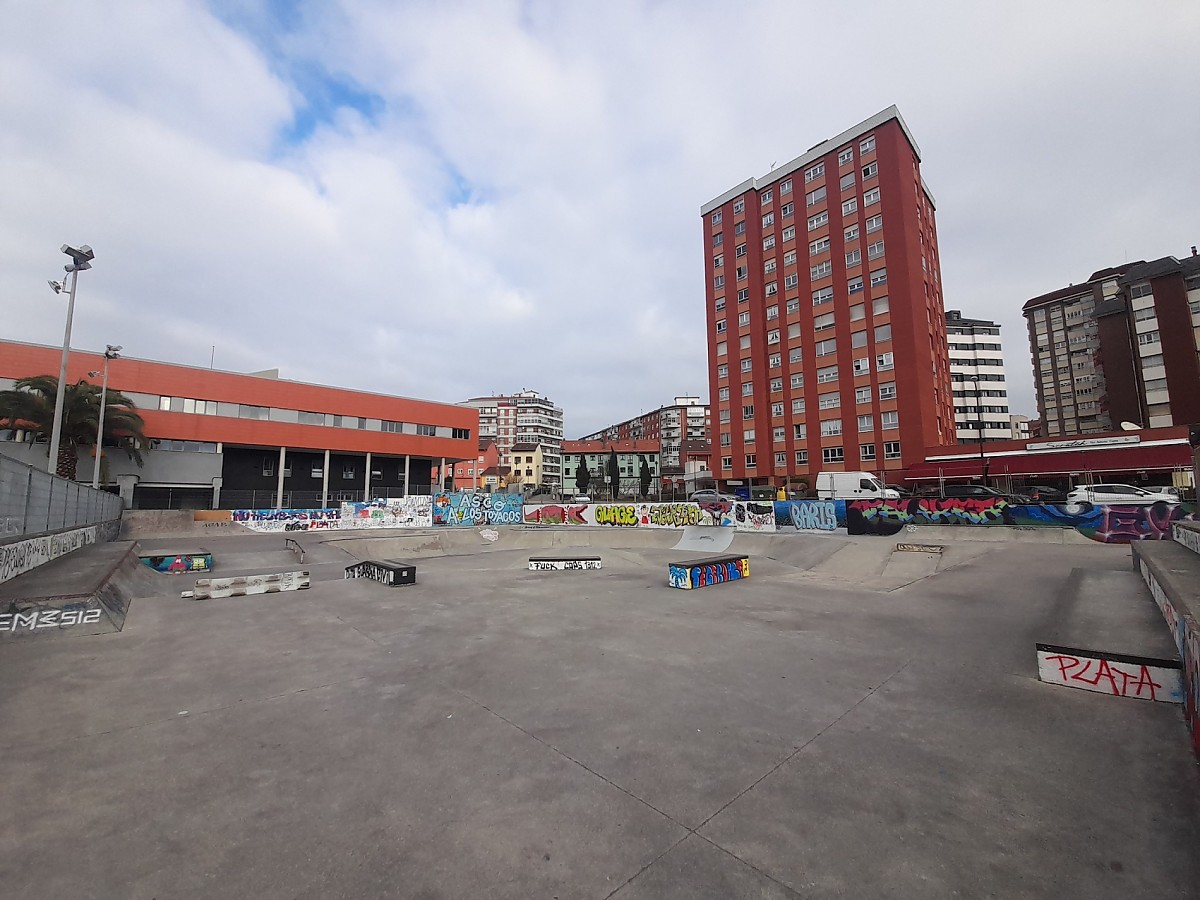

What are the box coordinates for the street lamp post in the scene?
[968,378,989,487]
[89,345,122,489]
[46,244,95,476]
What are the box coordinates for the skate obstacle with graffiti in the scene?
[667,554,750,590]
[344,560,417,586]
[528,556,602,571]
[1132,521,1200,759]
[138,548,212,574]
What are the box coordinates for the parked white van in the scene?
[815,471,900,500]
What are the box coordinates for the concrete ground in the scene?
[2,527,1199,898]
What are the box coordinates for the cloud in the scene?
[1,0,1196,443]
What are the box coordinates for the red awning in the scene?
[907,442,1191,482]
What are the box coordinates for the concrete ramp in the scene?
[120,509,252,539]
[671,526,735,553]
[879,545,942,586]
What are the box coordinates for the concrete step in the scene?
[1173,521,1200,557]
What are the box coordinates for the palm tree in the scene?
[0,375,145,480]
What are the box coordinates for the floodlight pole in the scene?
[47,266,82,475]
[92,345,121,489]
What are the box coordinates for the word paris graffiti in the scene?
[774,497,1197,544]
[524,500,776,532]
[0,525,98,584]
[668,555,750,590]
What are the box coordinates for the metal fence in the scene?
[218,486,435,511]
[0,452,124,539]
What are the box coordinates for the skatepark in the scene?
[2,512,1200,898]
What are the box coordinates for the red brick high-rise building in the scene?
[700,106,954,490]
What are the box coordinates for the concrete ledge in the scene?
[528,556,602,571]
[1132,541,1200,758]
[667,554,750,590]
[344,560,416,586]
[1173,521,1200,556]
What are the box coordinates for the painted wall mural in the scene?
[231,508,342,532]
[342,497,433,529]
[432,492,523,527]
[139,551,212,574]
[522,500,775,532]
[0,525,98,584]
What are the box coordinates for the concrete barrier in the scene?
[528,556,602,571]
[184,571,310,600]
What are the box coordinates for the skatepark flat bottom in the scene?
[1,528,1198,898]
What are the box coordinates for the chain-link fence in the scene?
[0,452,123,539]
[218,485,434,511]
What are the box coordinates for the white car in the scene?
[1066,484,1180,505]
[570,494,591,503]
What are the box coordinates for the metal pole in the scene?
[92,355,110,489]
[321,448,330,509]
[977,382,988,488]
[363,451,372,502]
[47,267,80,475]
[276,446,286,509]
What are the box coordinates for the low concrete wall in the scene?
[0,520,121,585]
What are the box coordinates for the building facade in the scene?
[460,390,564,489]
[944,310,1012,444]
[1023,251,1200,436]
[577,396,711,489]
[445,440,501,490]
[0,339,476,509]
[700,105,954,492]
[560,439,661,497]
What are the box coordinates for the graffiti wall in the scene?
[432,492,523,527]
[0,525,98,584]
[842,497,1197,544]
[1137,553,1200,758]
[341,498,433,529]
[231,508,342,532]
[668,555,750,590]
[1036,643,1182,703]
[776,500,843,532]
[524,500,775,532]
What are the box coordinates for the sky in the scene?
[1,0,1197,439]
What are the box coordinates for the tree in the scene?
[575,457,591,494]
[0,375,145,480]
[607,449,619,499]
[639,455,651,499]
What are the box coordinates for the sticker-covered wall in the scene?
[523,500,776,532]
[1,525,98,584]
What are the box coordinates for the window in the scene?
[789,348,803,364]
[736,266,748,282]
[864,187,880,206]
[784,273,799,289]
[781,202,794,217]
[763,235,776,251]
[738,311,751,326]
[762,212,775,227]
[743,405,755,420]
[342,464,356,480]
[860,442,876,460]
[733,198,745,213]
[875,324,892,342]
[796,449,809,465]
[745,454,757,467]
[820,419,843,436]
[766,303,779,319]
[808,211,828,231]
[872,296,889,315]
[813,286,833,305]
[816,337,837,356]
[711,211,722,224]
[716,319,727,333]
[818,392,840,410]
[870,267,888,287]
[239,404,269,420]
[859,135,875,153]
[811,260,832,279]
[884,441,901,459]
[769,353,781,368]
[846,249,861,266]
[858,415,874,431]
[806,186,827,207]
[735,243,747,258]
[1133,306,1157,322]
[771,399,784,413]
[715,296,725,310]
[814,312,835,331]
[788,322,802,339]
[1137,330,1160,345]
[720,409,731,423]
[774,451,787,466]
[262,458,276,477]
[849,303,865,321]
[718,387,730,401]
[840,172,855,191]
[713,254,723,269]
[783,249,797,266]
[876,351,894,370]
[810,236,831,255]
[842,198,857,215]
[718,363,729,378]
[792,398,806,414]
[722,456,733,468]
[738,288,750,302]
[790,372,804,388]
[866,214,883,233]
[822,446,845,464]
[782,225,796,241]
[781,178,792,194]
[741,358,753,372]
[768,328,781,344]
[717,340,727,356]
[805,162,824,182]
[855,386,871,404]
[744,430,756,445]
[761,188,773,203]
[848,276,864,294]
[844,224,860,242]
[879,381,897,401]
[764,259,776,275]
[1130,282,1152,299]
[881,410,899,429]
[867,240,885,260]
[862,162,878,179]
[838,147,854,165]
[817,364,838,383]
[735,221,745,234]
[765,282,778,296]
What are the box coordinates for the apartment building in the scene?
[0,339,476,509]
[577,395,711,488]
[944,310,1012,444]
[560,439,661,497]
[700,106,954,490]
[460,390,564,489]
[1022,250,1200,436]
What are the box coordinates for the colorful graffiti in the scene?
[231,508,342,532]
[342,497,432,529]
[523,500,775,532]
[667,555,750,590]
[139,551,212,574]
[787,500,840,532]
[432,492,523,527]
[1138,553,1200,758]
[842,498,1197,543]
[0,525,98,584]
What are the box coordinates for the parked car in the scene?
[939,484,1032,503]
[885,484,911,498]
[570,494,591,503]
[1066,484,1180,505]
[1025,485,1067,503]
[689,489,739,503]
